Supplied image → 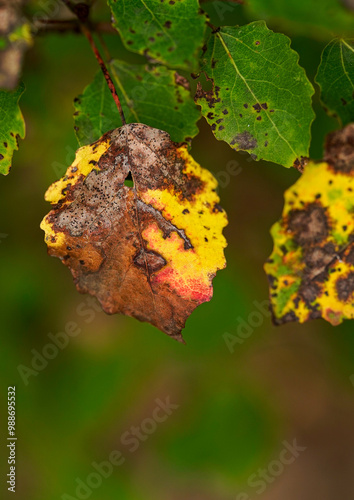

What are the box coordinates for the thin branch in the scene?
[35,20,116,36]
[80,23,126,125]
[59,0,126,125]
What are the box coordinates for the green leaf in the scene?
[73,61,201,146]
[0,83,26,175]
[245,0,354,41]
[196,22,315,168]
[315,38,354,127]
[107,0,207,71]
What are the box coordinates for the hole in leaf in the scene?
[124,172,134,187]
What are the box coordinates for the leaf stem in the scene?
[80,24,126,125]
[60,0,126,125]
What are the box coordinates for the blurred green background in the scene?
[1,1,354,499]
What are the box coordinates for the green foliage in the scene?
[107,0,207,71]
[196,21,315,168]
[315,38,354,126]
[0,83,25,175]
[73,61,201,145]
[245,0,354,40]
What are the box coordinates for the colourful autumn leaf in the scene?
[0,82,25,175]
[265,124,354,326]
[40,123,227,340]
[73,61,201,146]
[315,38,354,127]
[196,21,315,168]
[107,0,207,71]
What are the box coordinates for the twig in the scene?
[80,24,126,125]
[35,20,116,36]
[59,0,126,125]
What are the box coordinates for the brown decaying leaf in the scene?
[41,124,227,341]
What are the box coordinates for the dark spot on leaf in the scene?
[336,272,354,302]
[174,73,189,90]
[222,109,228,115]
[213,203,223,213]
[253,103,262,112]
[257,116,262,121]
[207,112,214,120]
[324,124,354,174]
[288,203,329,246]
[216,118,223,124]
[299,282,320,304]
[261,103,268,109]
[264,141,268,147]
[341,98,347,106]
[211,59,217,68]
[164,20,172,28]
[0,154,4,160]
[255,40,260,45]
[219,125,224,131]
[243,103,248,108]
[233,131,257,150]
[239,114,243,118]
[134,249,167,273]
[3,142,7,148]
[182,209,189,214]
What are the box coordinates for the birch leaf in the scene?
[315,38,354,126]
[0,82,25,175]
[196,21,315,168]
[73,61,200,146]
[41,123,227,340]
[107,0,207,71]
[265,124,354,326]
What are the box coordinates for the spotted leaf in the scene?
[196,21,315,168]
[73,61,200,146]
[0,82,25,175]
[315,38,354,127]
[265,124,354,326]
[41,123,227,340]
[107,0,207,71]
